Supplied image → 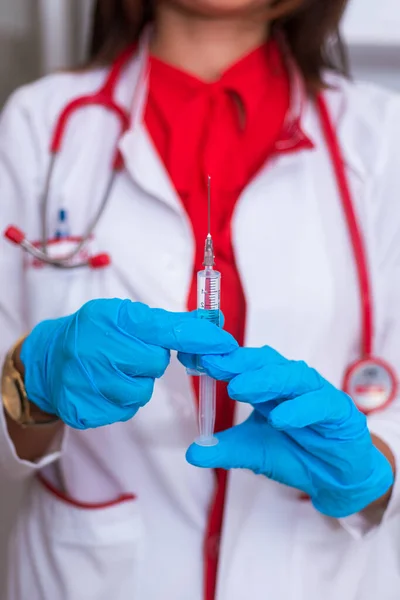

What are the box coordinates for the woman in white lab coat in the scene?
[1,1,400,599]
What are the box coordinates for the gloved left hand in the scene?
[184,346,394,518]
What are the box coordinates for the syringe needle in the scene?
[207,175,211,236]
[203,176,215,268]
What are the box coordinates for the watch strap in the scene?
[2,336,58,427]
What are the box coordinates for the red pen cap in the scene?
[4,226,26,245]
[89,253,111,269]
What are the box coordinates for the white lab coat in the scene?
[1,42,400,600]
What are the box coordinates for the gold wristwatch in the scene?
[1,336,58,427]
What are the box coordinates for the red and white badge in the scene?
[343,357,398,414]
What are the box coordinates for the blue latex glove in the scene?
[184,347,394,518]
[21,299,238,430]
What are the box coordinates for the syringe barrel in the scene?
[194,267,221,447]
[197,267,221,320]
[195,267,221,373]
[197,374,218,447]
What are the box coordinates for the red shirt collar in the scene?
[147,38,313,157]
[149,40,287,131]
[146,38,314,195]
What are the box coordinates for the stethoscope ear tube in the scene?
[316,94,373,359]
[316,95,398,413]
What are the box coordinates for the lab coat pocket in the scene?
[6,475,145,600]
[24,236,111,325]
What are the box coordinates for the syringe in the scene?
[193,176,220,447]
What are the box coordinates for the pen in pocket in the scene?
[55,209,70,240]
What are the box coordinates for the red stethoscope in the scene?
[3,45,397,413]
[4,44,136,270]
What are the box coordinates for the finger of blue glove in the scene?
[118,302,238,354]
[186,430,242,470]
[186,414,271,474]
[63,399,139,430]
[177,352,197,371]
[97,374,155,409]
[177,312,226,370]
[268,389,357,430]
[225,362,323,405]
[56,380,142,430]
[200,346,287,381]
[64,356,156,409]
[108,338,170,379]
[73,303,172,379]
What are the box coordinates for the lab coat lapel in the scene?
[116,32,186,218]
[119,124,183,216]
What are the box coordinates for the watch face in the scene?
[2,374,23,421]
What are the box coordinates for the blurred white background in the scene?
[0,0,399,596]
[0,0,93,106]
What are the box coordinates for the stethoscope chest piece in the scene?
[343,357,397,414]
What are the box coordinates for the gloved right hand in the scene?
[20,299,237,430]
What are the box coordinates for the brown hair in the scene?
[89,0,349,92]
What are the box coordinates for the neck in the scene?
[150,4,269,81]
